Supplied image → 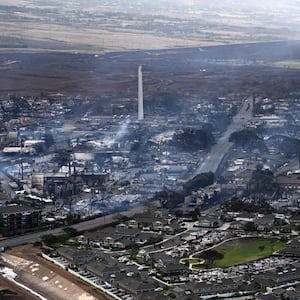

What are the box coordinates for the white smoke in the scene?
[115,118,131,141]
[102,118,131,146]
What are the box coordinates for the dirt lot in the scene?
[0,245,110,300]
[0,275,37,300]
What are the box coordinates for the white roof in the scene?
[3,147,30,153]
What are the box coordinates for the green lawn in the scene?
[195,237,286,268]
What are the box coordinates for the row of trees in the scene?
[183,172,214,195]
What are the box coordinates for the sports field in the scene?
[194,237,286,268]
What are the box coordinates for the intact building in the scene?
[0,205,41,231]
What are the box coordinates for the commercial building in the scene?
[0,205,41,231]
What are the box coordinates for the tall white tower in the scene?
[138,65,144,121]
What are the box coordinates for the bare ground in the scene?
[1,41,300,99]
[0,245,110,300]
[0,275,37,300]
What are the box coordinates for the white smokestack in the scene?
[138,65,144,121]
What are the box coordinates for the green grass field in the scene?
[195,237,286,268]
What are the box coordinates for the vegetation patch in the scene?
[41,228,78,249]
[170,128,215,152]
[194,237,286,268]
[229,129,261,147]
[183,171,214,195]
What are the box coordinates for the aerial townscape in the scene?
[0,0,300,300]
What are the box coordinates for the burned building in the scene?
[30,172,108,198]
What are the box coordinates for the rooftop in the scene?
[0,205,41,214]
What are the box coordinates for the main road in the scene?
[0,205,146,248]
[192,97,253,176]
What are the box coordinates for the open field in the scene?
[272,60,300,69]
[1,1,300,53]
[1,41,300,98]
[195,237,286,268]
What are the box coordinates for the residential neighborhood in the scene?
[0,3,300,298]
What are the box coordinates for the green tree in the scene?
[44,133,55,148]
[183,172,214,194]
[229,129,260,146]
[244,222,257,232]
[250,169,275,193]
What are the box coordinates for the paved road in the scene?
[0,205,146,248]
[192,97,253,176]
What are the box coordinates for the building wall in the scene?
[1,210,41,231]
